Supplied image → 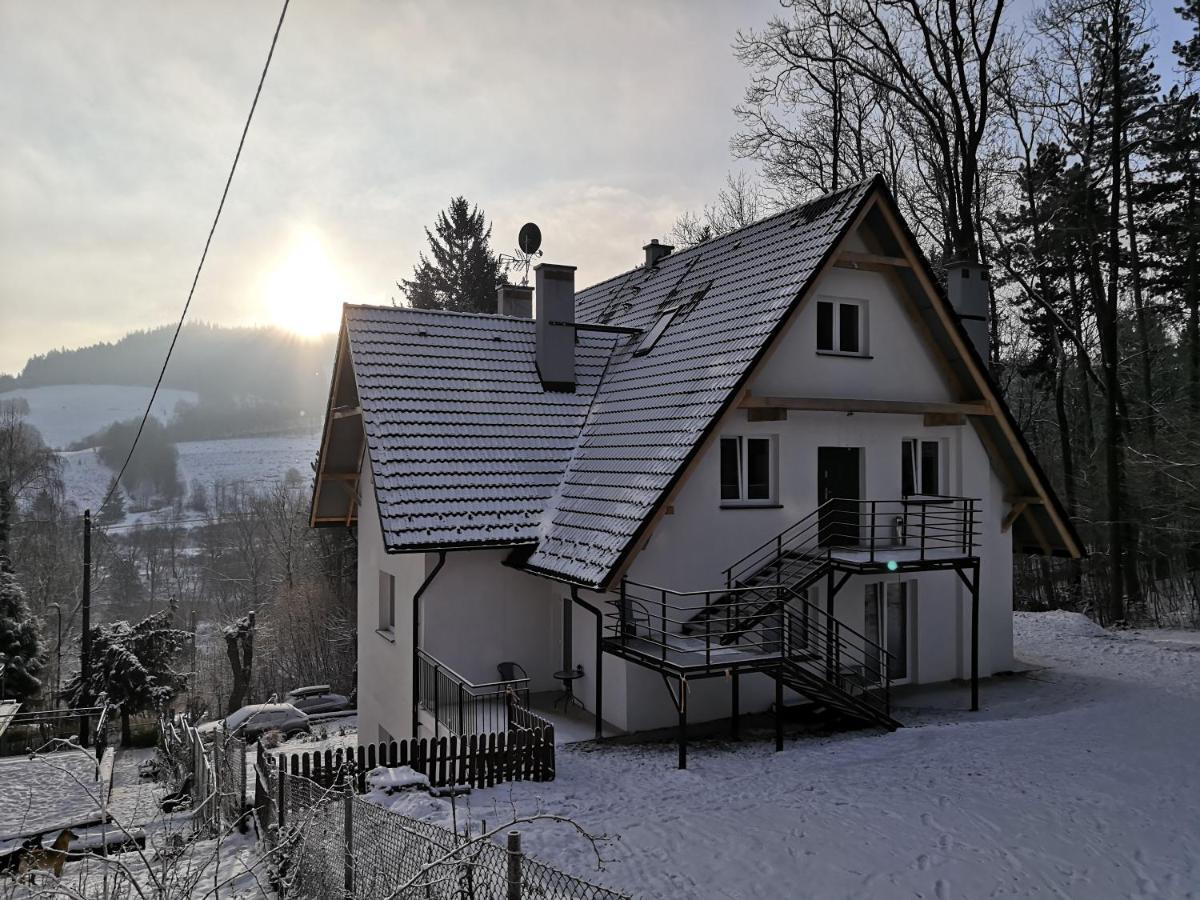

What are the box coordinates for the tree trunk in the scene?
[1123,153,1155,439]
[225,611,256,714]
[121,707,131,746]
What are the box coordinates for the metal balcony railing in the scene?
[723,495,980,588]
[415,649,531,739]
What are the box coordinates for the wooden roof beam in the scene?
[740,395,993,416]
[834,250,912,271]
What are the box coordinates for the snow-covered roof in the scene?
[521,179,878,584]
[345,305,617,550]
[311,176,1082,586]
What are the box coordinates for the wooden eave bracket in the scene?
[1001,500,1029,534]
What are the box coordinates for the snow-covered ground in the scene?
[57,434,318,525]
[372,612,1200,899]
[1,384,197,449]
[0,750,106,841]
[270,714,358,758]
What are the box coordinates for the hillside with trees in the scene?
[10,322,335,418]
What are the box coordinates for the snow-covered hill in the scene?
[59,434,319,521]
[0,383,198,449]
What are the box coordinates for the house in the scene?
[310,176,1082,767]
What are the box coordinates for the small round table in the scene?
[553,666,585,711]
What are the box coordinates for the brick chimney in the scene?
[534,263,577,392]
[643,239,673,268]
[945,260,990,362]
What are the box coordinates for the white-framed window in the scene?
[816,297,867,355]
[720,435,777,505]
[378,571,395,633]
[902,438,941,496]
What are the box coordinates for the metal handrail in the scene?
[415,649,531,739]
[415,648,531,693]
[724,496,981,586]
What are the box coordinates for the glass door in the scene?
[864,582,910,683]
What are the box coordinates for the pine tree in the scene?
[399,197,504,314]
[63,609,189,744]
[97,477,126,526]
[1177,0,1200,72]
[0,544,45,702]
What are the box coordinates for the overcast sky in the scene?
[0,0,1191,376]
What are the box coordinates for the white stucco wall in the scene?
[356,466,428,746]
[353,244,1020,740]
[611,258,1016,731]
[420,549,562,694]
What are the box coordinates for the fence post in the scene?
[458,682,466,736]
[506,830,523,900]
[433,666,440,739]
[277,766,287,831]
[343,783,354,898]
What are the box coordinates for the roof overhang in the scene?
[310,324,364,528]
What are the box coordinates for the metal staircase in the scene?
[600,496,980,765]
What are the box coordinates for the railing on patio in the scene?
[611,579,895,725]
[0,704,109,758]
[723,495,980,588]
[416,649,531,739]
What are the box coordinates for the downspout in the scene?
[411,550,447,738]
[570,586,604,741]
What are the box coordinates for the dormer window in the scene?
[816,298,866,355]
[634,307,679,356]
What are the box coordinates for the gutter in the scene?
[570,586,605,741]
[411,550,447,738]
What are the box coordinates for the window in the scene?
[378,571,395,633]
[720,436,776,504]
[816,298,866,354]
[634,307,679,356]
[902,439,941,496]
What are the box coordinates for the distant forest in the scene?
[3,322,336,416]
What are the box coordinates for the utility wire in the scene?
[97,0,291,516]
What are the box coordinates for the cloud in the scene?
[0,0,774,373]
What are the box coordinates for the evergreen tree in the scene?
[0,540,45,702]
[399,197,504,314]
[97,477,126,526]
[63,609,190,744]
[1177,0,1200,71]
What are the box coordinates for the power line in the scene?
[97,0,291,516]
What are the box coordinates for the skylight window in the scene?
[633,307,679,356]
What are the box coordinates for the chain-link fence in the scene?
[265,768,631,900]
[159,716,248,835]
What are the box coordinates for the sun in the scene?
[263,230,346,337]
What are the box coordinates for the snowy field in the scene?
[57,434,319,523]
[374,612,1200,899]
[0,751,104,840]
[0,384,197,449]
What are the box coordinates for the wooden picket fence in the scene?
[271,725,555,793]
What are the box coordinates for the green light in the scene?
[886,560,899,572]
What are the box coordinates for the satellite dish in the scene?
[518,222,542,256]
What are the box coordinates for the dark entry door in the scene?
[818,447,861,547]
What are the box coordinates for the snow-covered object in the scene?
[335,179,879,586]
[362,615,1200,898]
[1017,609,1107,637]
[366,765,429,795]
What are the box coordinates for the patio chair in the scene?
[497,661,528,682]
